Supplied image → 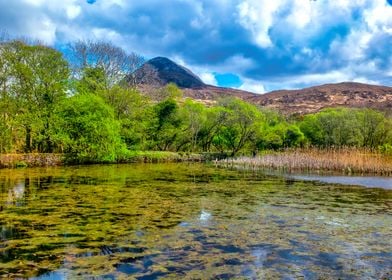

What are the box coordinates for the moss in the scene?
[15,161,28,168]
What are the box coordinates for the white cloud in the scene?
[184,55,255,78]
[1,0,391,90]
[364,0,392,32]
[66,5,81,20]
[171,56,218,85]
[325,0,392,77]
[239,79,266,94]
[259,66,382,91]
[91,28,121,41]
[199,72,218,85]
[328,30,371,62]
[237,0,284,47]
[23,0,45,6]
[291,71,352,85]
[286,0,312,29]
[235,0,392,50]
[222,55,255,72]
[38,18,56,44]
[100,0,127,8]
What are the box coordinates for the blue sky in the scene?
[0,0,391,93]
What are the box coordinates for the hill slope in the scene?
[249,82,392,114]
[132,57,392,114]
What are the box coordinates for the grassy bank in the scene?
[218,148,392,176]
[118,151,205,163]
[0,151,209,169]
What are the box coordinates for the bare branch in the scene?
[65,40,145,88]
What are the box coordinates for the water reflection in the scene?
[199,210,212,223]
[287,173,391,189]
[7,181,25,206]
[0,163,391,279]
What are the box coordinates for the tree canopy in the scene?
[1,39,391,162]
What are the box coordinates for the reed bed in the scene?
[218,148,392,176]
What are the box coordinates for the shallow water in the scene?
[0,163,391,279]
[289,174,392,189]
[258,169,392,189]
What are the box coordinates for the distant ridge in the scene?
[130,56,392,114]
[250,82,392,114]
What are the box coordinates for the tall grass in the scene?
[218,148,392,176]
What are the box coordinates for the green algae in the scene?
[0,163,391,279]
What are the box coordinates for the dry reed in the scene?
[218,148,392,176]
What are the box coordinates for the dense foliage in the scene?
[1,40,391,162]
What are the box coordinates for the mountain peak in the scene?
[148,56,175,64]
[132,56,205,89]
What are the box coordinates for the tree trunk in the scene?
[25,126,31,153]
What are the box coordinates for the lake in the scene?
[0,163,391,279]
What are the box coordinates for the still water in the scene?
[0,163,391,279]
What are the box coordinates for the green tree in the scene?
[100,85,153,150]
[213,98,263,156]
[57,93,125,163]
[299,114,323,146]
[176,99,207,152]
[1,41,69,152]
[299,108,365,147]
[77,66,107,94]
[149,98,183,151]
[283,124,305,147]
[197,106,228,152]
[357,109,390,148]
[149,83,184,102]
[0,41,14,152]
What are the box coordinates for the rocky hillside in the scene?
[132,57,392,114]
[249,82,392,114]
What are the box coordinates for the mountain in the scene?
[250,82,392,114]
[132,57,257,101]
[132,57,205,88]
[132,57,392,114]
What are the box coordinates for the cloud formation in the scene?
[0,0,391,92]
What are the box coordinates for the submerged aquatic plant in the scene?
[0,163,391,279]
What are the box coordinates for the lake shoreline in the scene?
[0,152,214,169]
[3,149,392,177]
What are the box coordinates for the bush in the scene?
[57,93,126,163]
[379,144,392,156]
